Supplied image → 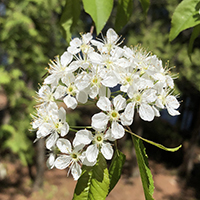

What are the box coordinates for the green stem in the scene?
[69,128,79,132]
[70,125,93,129]
[125,127,182,152]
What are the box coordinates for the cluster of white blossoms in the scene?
[31,28,180,180]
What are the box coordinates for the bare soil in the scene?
[0,160,197,200]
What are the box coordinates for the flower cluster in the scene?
[31,28,180,180]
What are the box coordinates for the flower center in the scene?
[134,93,142,103]
[125,75,133,84]
[55,121,63,132]
[158,95,166,104]
[91,76,100,86]
[94,133,104,145]
[67,85,76,95]
[109,110,119,121]
[71,152,79,161]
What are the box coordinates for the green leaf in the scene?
[188,24,200,60]
[126,129,182,152]
[82,0,114,34]
[0,67,11,84]
[108,150,126,193]
[169,0,200,42]
[60,0,81,43]
[73,153,110,200]
[132,135,154,200]
[115,0,133,32]
[139,0,150,15]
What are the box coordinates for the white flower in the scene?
[88,52,121,88]
[34,106,69,149]
[44,52,73,86]
[54,138,85,180]
[54,77,88,109]
[156,89,180,116]
[91,95,126,139]
[124,85,157,122]
[73,129,114,163]
[75,66,111,99]
[36,85,55,107]
[67,33,93,55]
[91,28,121,54]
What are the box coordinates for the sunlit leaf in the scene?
[132,136,154,200]
[82,0,114,34]
[73,153,110,200]
[169,0,200,41]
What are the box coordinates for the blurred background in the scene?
[1,0,200,199]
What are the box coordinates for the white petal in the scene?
[120,102,135,126]
[71,162,82,180]
[66,62,79,73]
[73,144,85,152]
[156,98,164,109]
[62,73,75,86]
[60,51,73,66]
[54,85,66,99]
[99,86,111,98]
[88,52,102,64]
[82,155,97,166]
[97,96,112,111]
[56,138,72,153]
[86,144,99,162]
[76,90,88,104]
[166,95,179,109]
[139,104,155,121]
[104,128,116,141]
[106,28,118,44]
[60,122,69,137]
[70,37,82,47]
[91,40,103,47]
[85,144,99,162]
[89,85,99,99]
[101,143,113,160]
[166,75,174,88]
[75,72,90,91]
[44,74,58,85]
[166,105,180,116]
[101,72,119,88]
[82,32,93,44]
[111,121,125,139]
[63,95,77,109]
[91,112,109,131]
[152,106,160,117]
[73,129,93,147]
[55,155,71,169]
[58,107,66,121]
[37,123,51,138]
[124,102,135,119]
[113,95,126,111]
[46,153,55,169]
[46,132,59,150]
[142,89,157,103]
[120,113,133,126]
